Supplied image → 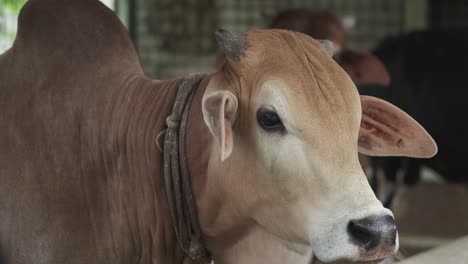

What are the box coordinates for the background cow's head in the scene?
[269,8,391,87]
[201,29,437,262]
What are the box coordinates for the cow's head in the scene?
[201,29,437,262]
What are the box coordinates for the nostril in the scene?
[347,215,398,251]
[383,216,398,245]
[347,220,377,249]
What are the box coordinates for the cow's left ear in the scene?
[202,89,238,161]
[358,96,437,158]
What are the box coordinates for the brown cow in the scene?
[0,0,437,263]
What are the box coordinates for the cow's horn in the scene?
[319,39,334,56]
[215,29,248,62]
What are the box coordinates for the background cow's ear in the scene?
[338,50,391,86]
[358,95,437,158]
[202,90,238,161]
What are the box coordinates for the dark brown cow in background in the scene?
[361,29,468,205]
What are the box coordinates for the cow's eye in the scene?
[257,107,286,133]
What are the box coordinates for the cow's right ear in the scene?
[358,96,437,158]
[202,89,238,162]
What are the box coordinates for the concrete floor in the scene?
[392,182,468,256]
[399,235,468,264]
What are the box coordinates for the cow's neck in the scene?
[185,76,212,206]
[186,75,251,257]
[185,76,227,234]
[95,75,196,263]
[100,73,231,264]
[186,74,250,235]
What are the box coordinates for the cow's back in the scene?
[0,0,151,263]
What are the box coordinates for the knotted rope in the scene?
[163,73,212,263]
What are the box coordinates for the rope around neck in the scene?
[163,73,212,263]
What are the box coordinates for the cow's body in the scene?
[0,1,438,263]
[0,1,192,263]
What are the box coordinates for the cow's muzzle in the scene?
[347,214,397,258]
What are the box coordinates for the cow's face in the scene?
[202,29,437,262]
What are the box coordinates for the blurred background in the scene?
[1,0,468,261]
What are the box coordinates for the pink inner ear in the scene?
[360,119,376,133]
[358,96,437,158]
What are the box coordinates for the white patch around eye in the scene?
[255,79,292,131]
[254,79,314,186]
